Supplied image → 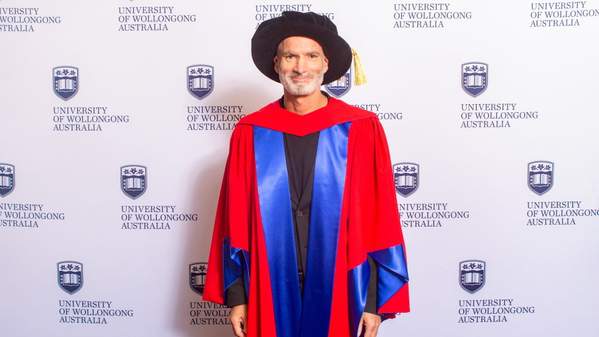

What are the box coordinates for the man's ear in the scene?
[273,56,279,74]
[323,56,329,73]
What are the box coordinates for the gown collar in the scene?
[239,95,372,136]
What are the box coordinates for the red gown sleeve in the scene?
[203,125,254,304]
[346,116,410,316]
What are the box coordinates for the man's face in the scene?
[274,36,329,96]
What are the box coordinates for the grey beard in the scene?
[279,72,324,96]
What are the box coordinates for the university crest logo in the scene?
[324,68,351,98]
[393,162,419,197]
[57,261,83,294]
[0,163,15,197]
[53,66,79,100]
[528,161,553,195]
[189,262,208,295]
[459,260,485,294]
[461,62,487,97]
[121,165,147,199]
[187,65,214,100]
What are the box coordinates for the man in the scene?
[203,11,409,337]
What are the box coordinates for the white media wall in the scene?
[1,1,598,336]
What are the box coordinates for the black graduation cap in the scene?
[251,11,354,85]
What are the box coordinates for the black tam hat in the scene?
[251,11,352,85]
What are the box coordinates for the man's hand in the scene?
[358,312,382,337]
[228,304,247,337]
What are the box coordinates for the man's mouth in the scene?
[291,76,312,83]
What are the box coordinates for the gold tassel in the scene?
[352,48,367,85]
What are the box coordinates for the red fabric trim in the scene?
[239,97,373,136]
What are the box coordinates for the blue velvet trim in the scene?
[348,244,409,335]
[222,237,250,301]
[299,122,350,337]
[254,126,302,337]
[348,259,370,336]
[253,123,351,337]
[370,244,409,309]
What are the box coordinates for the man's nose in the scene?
[293,56,307,73]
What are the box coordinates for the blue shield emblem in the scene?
[57,261,83,294]
[393,162,419,197]
[459,260,485,294]
[189,262,208,295]
[121,165,147,199]
[461,62,487,97]
[0,163,15,197]
[53,66,79,100]
[187,65,214,100]
[528,161,553,195]
[324,68,351,98]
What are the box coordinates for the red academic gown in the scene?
[203,97,409,337]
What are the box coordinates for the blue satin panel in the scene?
[254,123,351,337]
[300,122,350,337]
[223,237,251,300]
[348,244,409,335]
[348,259,370,336]
[254,126,302,337]
[370,244,409,309]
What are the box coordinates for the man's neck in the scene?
[282,91,328,115]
